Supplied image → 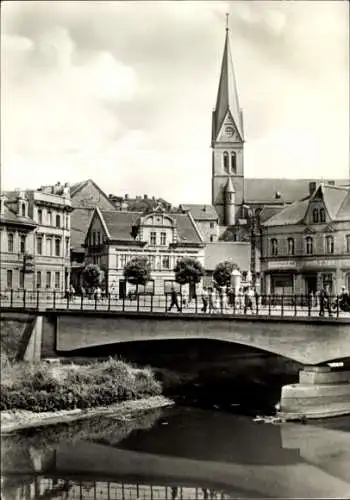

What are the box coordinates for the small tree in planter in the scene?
[213,261,239,288]
[82,264,102,297]
[123,257,151,295]
[174,257,204,301]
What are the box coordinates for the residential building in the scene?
[84,206,205,296]
[178,204,219,243]
[3,183,72,291]
[260,183,350,295]
[0,193,36,290]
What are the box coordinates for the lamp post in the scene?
[242,205,261,288]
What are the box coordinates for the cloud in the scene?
[1,1,349,204]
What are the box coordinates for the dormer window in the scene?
[320,208,326,223]
[312,208,319,223]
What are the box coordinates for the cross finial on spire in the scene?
[225,12,229,32]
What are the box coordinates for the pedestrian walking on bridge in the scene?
[168,285,181,312]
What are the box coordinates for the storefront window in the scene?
[305,236,313,255]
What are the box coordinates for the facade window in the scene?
[55,238,61,257]
[148,255,155,269]
[19,270,25,288]
[20,235,26,254]
[7,270,13,289]
[38,209,43,224]
[306,236,313,255]
[210,235,214,242]
[287,238,294,256]
[21,203,26,217]
[326,235,334,254]
[320,208,326,223]
[8,233,14,253]
[55,272,60,289]
[160,232,166,246]
[312,208,319,223]
[97,232,101,245]
[231,152,237,173]
[55,214,61,228]
[92,232,96,246]
[210,222,215,229]
[37,236,43,255]
[223,151,229,172]
[346,235,350,253]
[270,238,278,256]
[46,271,51,289]
[46,238,52,256]
[65,215,69,229]
[150,232,157,245]
[48,211,52,225]
[162,256,170,269]
[37,271,42,288]
[65,237,70,257]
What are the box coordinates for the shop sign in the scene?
[268,260,296,270]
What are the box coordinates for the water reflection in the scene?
[2,477,231,500]
[1,408,350,499]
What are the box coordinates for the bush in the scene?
[0,358,162,413]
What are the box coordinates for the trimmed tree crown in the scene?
[213,261,239,287]
[173,257,204,285]
[123,257,151,285]
[82,264,102,289]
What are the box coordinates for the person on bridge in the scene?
[243,287,254,314]
[201,287,209,313]
[319,285,332,317]
[168,285,181,312]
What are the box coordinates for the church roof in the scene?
[263,184,350,227]
[244,178,348,204]
[213,26,243,141]
[180,204,218,221]
[225,177,235,193]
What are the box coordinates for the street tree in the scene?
[82,264,102,291]
[213,261,239,287]
[123,257,151,292]
[174,257,204,299]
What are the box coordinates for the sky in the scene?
[1,0,349,205]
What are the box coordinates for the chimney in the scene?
[144,194,148,200]
[309,182,317,196]
[124,194,129,200]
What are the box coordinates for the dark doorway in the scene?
[119,279,126,299]
[305,274,317,294]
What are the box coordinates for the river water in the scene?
[2,404,350,499]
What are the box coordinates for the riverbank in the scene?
[0,358,170,433]
[1,395,173,434]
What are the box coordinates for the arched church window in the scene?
[231,152,237,173]
[223,151,229,173]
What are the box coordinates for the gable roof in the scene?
[263,185,350,227]
[244,178,348,204]
[180,204,218,221]
[70,179,116,210]
[98,210,203,245]
[71,207,94,251]
[204,242,252,272]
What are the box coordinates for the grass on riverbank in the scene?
[0,358,162,413]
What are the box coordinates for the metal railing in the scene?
[1,289,349,319]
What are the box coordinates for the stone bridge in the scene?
[7,309,349,366]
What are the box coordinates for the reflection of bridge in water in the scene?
[3,477,230,500]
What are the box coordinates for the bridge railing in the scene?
[1,289,349,319]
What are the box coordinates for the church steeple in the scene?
[212,16,243,143]
[211,15,245,227]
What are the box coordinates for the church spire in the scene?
[212,15,243,142]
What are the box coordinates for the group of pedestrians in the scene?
[318,285,350,316]
[167,284,259,314]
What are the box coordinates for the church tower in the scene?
[211,17,244,226]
